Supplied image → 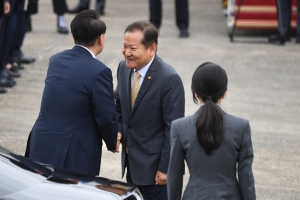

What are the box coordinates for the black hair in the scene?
[191,62,228,155]
[70,9,106,47]
[125,21,158,48]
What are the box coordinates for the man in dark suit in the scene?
[69,0,105,16]
[150,0,189,38]
[268,0,300,44]
[116,21,185,200]
[25,10,119,176]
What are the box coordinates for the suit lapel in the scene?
[126,69,133,114]
[130,56,159,114]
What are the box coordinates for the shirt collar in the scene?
[135,56,155,78]
[76,45,96,58]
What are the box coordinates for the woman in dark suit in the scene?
[167,62,256,200]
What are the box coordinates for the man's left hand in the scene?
[110,132,122,153]
[155,171,167,185]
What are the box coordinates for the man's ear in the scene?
[99,34,105,45]
[149,43,157,57]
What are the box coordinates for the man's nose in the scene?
[124,49,131,56]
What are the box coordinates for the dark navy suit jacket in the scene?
[26,46,118,176]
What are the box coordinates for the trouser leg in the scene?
[277,0,292,35]
[149,0,162,29]
[79,0,90,8]
[3,12,17,65]
[13,9,27,58]
[95,0,105,12]
[52,0,68,15]
[175,0,189,30]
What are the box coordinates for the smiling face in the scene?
[122,30,156,71]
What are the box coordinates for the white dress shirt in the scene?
[76,45,96,58]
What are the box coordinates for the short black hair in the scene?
[125,21,158,48]
[71,9,106,47]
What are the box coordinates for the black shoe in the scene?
[13,63,25,70]
[13,56,35,64]
[4,69,21,78]
[57,26,69,34]
[0,88,7,93]
[2,71,15,81]
[0,77,16,87]
[268,34,290,45]
[296,35,300,44]
[57,15,69,34]
[21,56,35,63]
[68,5,89,14]
[179,29,189,38]
[10,65,19,73]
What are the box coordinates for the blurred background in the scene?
[0,0,299,199]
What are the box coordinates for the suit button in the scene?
[127,125,131,129]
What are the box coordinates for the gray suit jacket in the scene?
[168,108,256,200]
[116,55,185,185]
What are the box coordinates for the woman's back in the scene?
[167,62,255,200]
[168,109,255,200]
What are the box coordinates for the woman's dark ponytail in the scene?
[191,62,228,155]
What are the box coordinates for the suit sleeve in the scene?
[90,67,118,151]
[159,73,185,173]
[167,122,184,200]
[238,122,256,200]
[115,63,123,134]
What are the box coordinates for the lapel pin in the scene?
[148,76,151,80]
